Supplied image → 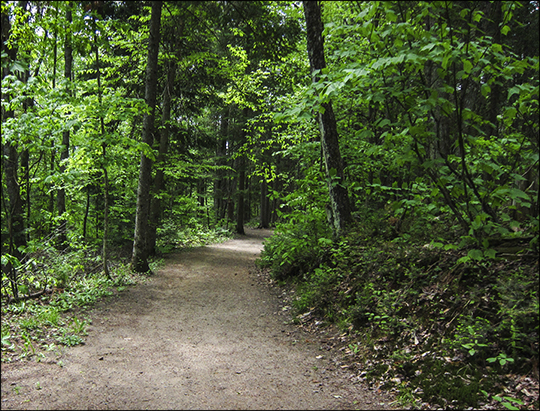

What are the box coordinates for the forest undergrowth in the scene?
[258,207,539,410]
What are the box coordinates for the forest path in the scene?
[1,228,392,410]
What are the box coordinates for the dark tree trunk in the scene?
[83,190,90,239]
[1,5,25,299]
[132,1,162,272]
[56,4,72,250]
[303,1,353,238]
[236,158,246,235]
[214,108,229,223]
[260,178,270,228]
[235,108,250,235]
[148,61,174,255]
[92,13,111,279]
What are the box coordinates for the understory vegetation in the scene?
[259,205,539,409]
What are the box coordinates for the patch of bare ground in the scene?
[1,228,394,410]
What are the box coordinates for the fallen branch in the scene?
[5,288,52,304]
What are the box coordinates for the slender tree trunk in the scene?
[214,108,229,223]
[91,14,112,279]
[1,5,25,299]
[132,1,162,272]
[83,190,90,239]
[235,108,250,235]
[303,1,353,238]
[260,178,270,228]
[56,3,72,250]
[148,60,174,255]
[236,158,246,235]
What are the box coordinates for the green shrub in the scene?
[258,209,331,280]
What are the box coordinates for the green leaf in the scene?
[463,60,473,73]
[501,25,511,36]
[473,10,483,22]
[508,188,530,201]
[442,54,450,70]
[457,256,471,264]
[467,249,484,261]
[503,107,517,123]
[484,249,497,259]
[386,10,397,22]
[507,86,521,99]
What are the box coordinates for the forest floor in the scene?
[0,228,395,410]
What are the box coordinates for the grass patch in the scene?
[1,263,146,363]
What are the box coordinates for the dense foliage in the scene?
[2,1,538,409]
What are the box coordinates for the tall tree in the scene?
[1,3,26,299]
[148,59,175,255]
[235,108,249,235]
[131,0,162,272]
[56,2,73,249]
[92,10,112,279]
[303,0,352,238]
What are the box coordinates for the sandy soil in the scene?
[1,228,394,410]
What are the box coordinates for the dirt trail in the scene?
[1,228,393,410]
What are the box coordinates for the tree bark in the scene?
[235,108,250,235]
[56,3,72,249]
[214,108,229,223]
[1,5,25,299]
[148,61,174,255]
[236,157,246,235]
[132,1,162,272]
[303,1,353,238]
[260,178,270,228]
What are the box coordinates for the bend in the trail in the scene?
[1,228,393,410]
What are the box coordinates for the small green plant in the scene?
[348,343,360,355]
[461,339,488,356]
[450,318,492,357]
[481,390,524,410]
[486,352,514,366]
[20,316,40,331]
[69,317,88,335]
[492,395,523,410]
[1,331,13,350]
[21,333,36,356]
[38,307,60,326]
[57,332,84,347]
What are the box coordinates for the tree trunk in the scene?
[92,13,111,279]
[260,178,270,228]
[132,1,162,272]
[1,5,25,299]
[303,1,353,239]
[235,108,250,235]
[214,108,229,223]
[236,157,246,235]
[148,61,174,255]
[56,3,72,250]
